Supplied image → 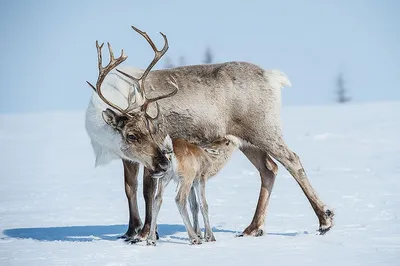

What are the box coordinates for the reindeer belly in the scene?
[164,108,227,145]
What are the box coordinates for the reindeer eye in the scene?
[127,134,138,142]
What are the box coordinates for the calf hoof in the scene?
[190,237,202,245]
[205,234,216,242]
[195,229,202,239]
[318,209,335,235]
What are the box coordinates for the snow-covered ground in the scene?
[0,102,399,265]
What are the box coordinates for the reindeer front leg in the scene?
[121,160,142,239]
[130,168,157,243]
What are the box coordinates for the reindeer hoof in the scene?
[128,235,145,244]
[146,239,157,246]
[317,226,331,235]
[118,234,129,239]
[237,228,264,237]
[318,209,334,235]
[119,230,136,240]
[255,229,264,237]
[123,235,137,243]
[119,225,142,240]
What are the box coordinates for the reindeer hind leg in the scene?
[265,138,334,234]
[238,146,277,237]
[194,179,215,242]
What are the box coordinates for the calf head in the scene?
[202,136,240,157]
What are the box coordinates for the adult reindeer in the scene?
[85,26,334,242]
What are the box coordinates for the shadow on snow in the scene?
[2,224,308,242]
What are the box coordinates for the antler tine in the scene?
[126,87,145,113]
[115,68,144,98]
[127,87,136,107]
[144,102,161,120]
[131,26,169,85]
[145,75,179,104]
[96,41,104,74]
[114,69,146,113]
[86,41,105,92]
[131,26,169,83]
[143,101,161,135]
[142,75,179,133]
[131,26,159,52]
[107,42,115,61]
[86,40,129,115]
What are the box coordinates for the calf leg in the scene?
[147,176,173,246]
[188,186,201,238]
[121,160,142,239]
[194,179,215,242]
[175,180,202,245]
[239,146,278,236]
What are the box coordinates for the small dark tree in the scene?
[336,73,351,103]
[164,56,174,69]
[178,56,186,66]
[203,47,213,64]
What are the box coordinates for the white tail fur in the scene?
[265,70,292,89]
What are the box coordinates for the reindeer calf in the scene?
[147,135,240,245]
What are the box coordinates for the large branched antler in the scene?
[87,26,179,133]
[116,26,179,127]
[86,41,139,116]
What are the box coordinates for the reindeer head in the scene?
[86,26,178,174]
[101,108,170,173]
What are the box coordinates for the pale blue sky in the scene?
[0,0,399,113]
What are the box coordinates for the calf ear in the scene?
[162,134,174,153]
[102,108,128,131]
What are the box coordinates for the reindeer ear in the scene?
[102,109,117,126]
[102,108,128,130]
[162,135,173,153]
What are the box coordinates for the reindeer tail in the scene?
[265,70,292,89]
